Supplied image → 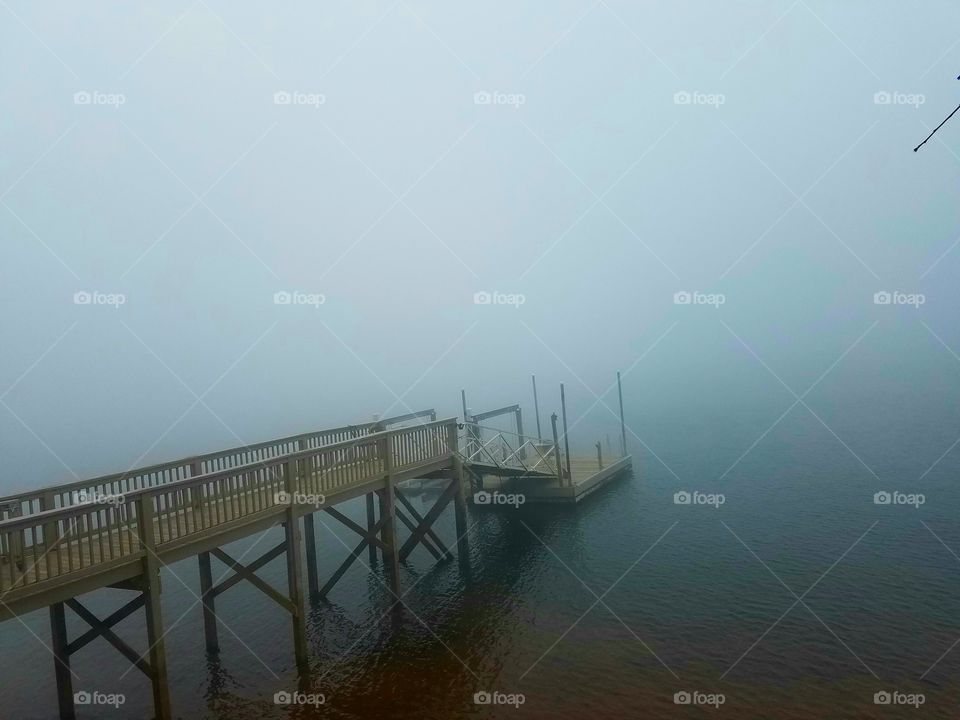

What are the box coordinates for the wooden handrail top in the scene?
[0,418,457,532]
[0,409,436,507]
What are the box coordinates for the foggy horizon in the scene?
[4,3,960,719]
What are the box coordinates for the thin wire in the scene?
[915,102,960,152]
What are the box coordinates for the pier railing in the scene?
[0,418,455,595]
[462,421,561,477]
[0,409,436,523]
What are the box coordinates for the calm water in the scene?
[4,399,960,719]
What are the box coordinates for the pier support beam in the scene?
[137,495,173,720]
[365,492,378,565]
[50,602,74,720]
[452,459,470,569]
[198,551,218,653]
[377,481,401,598]
[283,515,309,670]
[47,578,172,719]
[302,513,320,601]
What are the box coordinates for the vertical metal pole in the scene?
[283,460,309,670]
[617,371,627,457]
[550,413,563,485]
[560,383,572,486]
[515,408,526,461]
[137,495,173,720]
[49,602,74,720]
[532,374,542,441]
[198,551,219,653]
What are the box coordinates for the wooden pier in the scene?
[0,377,632,719]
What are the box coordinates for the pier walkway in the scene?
[0,377,632,719]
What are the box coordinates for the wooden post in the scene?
[297,438,320,600]
[448,423,470,567]
[189,459,203,530]
[532,374,542,441]
[365,493,377,565]
[551,413,564,486]
[136,495,173,720]
[50,601,74,720]
[39,492,59,576]
[302,513,320,601]
[378,434,401,598]
[617,371,627,457]
[283,459,309,670]
[198,551,219,653]
[461,389,477,459]
[560,384,572,485]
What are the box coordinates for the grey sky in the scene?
[3,1,960,489]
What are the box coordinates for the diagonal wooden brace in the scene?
[394,487,452,560]
[397,479,457,562]
[209,541,287,598]
[317,506,388,598]
[209,546,295,615]
[65,597,152,677]
[66,594,146,655]
[395,506,443,560]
